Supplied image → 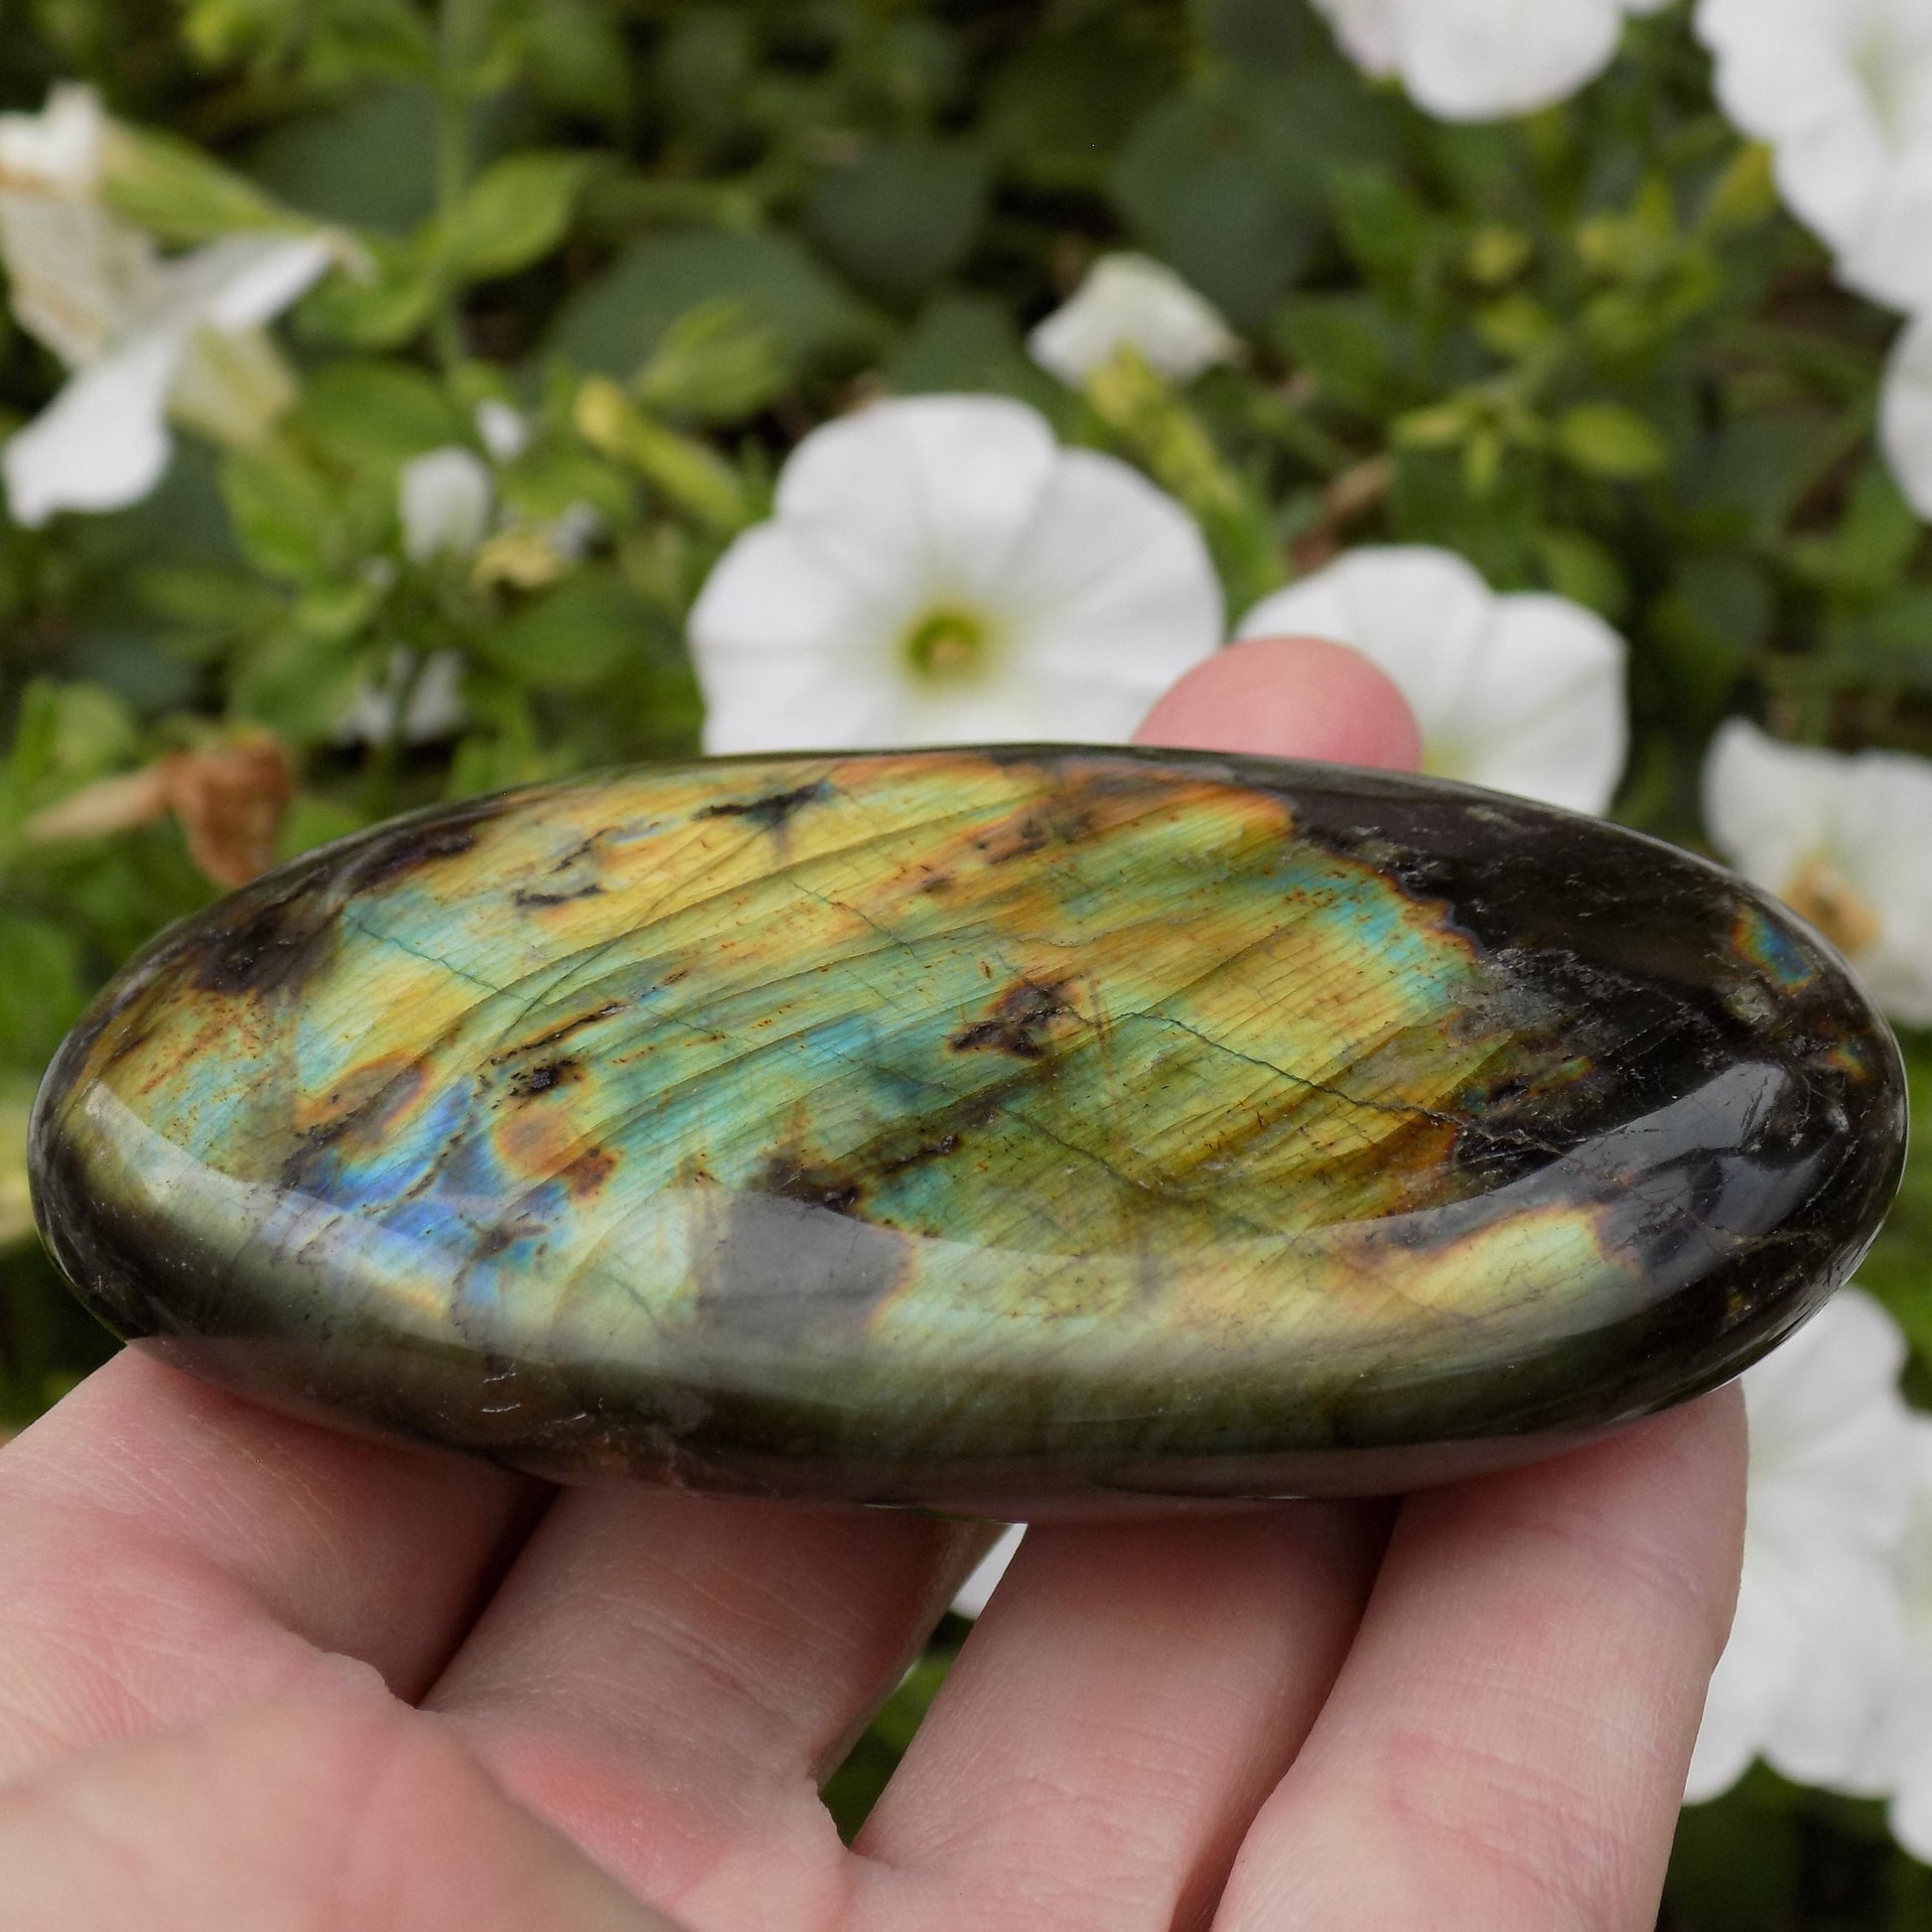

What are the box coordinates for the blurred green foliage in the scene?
[0,1,1928,1912]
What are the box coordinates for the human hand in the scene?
[0,638,1744,1931]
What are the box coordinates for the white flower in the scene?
[688,395,1223,753]
[0,82,149,368]
[474,398,531,463]
[398,446,493,563]
[0,83,334,527]
[334,647,468,749]
[1311,0,1670,123]
[1703,719,1932,1027]
[1027,254,1238,388]
[1696,0,1932,315]
[1871,1420,1932,1860]
[951,1525,1025,1620]
[1879,311,1932,517]
[1686,1289,1917,1803]
[1236,546,1628,812]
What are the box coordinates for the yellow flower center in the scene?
[1783,852,1882,960]
[902,608,991,684]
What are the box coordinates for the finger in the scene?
[844,633,1424,1927]
[1136,635,1425,770]
[0,1349,543,1779]
[0,1691,680,1932]
[855,1509,1387,1932]
[427,631,1426,1922]
[1213,1390,1746,1932]
[428,1489,994,1912]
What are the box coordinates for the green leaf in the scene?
[1196,0,1332,68]
[886,291,1061,409]
[445,151,596,281]
[575,379,751,533]
[511,0,634,127]
[1326,162,1436,294]
[295,360,468,466]
[806,140,990,307]
[184,0,435,83]
[636,302,791,424]
[1832,463,1922,594]
[249,84,440,233]
[1648,553,1770,726]
[104,124,290,243]
[982,20,1170,188]
[2,681,141,838]
[474,571,654,692]
[1538,529,1630,621]
[296,232,436,347]
[229,627,365,740]
[1114,66,1398,329]
[547,229,878,384]
[1843,587,1932,693]
[0,912,86,1070]
[1555,402,1669,480]
[1113,100,1314,330]
[1665,1782,1801,1932]
[219,447,340,583]
[1680,407,1857,546]
[1273,295,1425,415]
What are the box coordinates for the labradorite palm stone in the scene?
[31,748,1907,1508]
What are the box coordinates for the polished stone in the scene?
[29,748,1908,1509]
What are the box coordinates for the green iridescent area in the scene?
[29,748,1907,1507]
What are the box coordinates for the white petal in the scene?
[475,398,531,463]
[1028,254,1238,387]
[157,231,336,335]
[1697,0,1932,307]
[0,195,156,367]
[1309,0,1401,76]
[692,395,1219,754]
[692,524,903,754]
[1,328,180,525]
[1441,593,1627,811]
[1890,1763,1932,1865]
[690,522,905,662]
[1389,0,1624,121]
[1704,722,1932,1026]
[950,1525,1025,1619]
[1828,750,1932,1026]
[0,81,107,193]
[702,647,913,754]
[1742,1289,1908,1462]
[336,648,469,747]
[775,395,1059,600]
[1244,547,1496,733]
[996,448,1223,721]
[1237,574,1361,661]
[1881,310,1932,516]
[1836,147,1932,313]
[398,447,493,562]
[1758,1548,1909,1792]
[1684,1697,1760,1803]
[1701,719,1838,894]
[1686,1588,1790,1802]
[1691,1288,1923,1801]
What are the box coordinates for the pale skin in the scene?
[0,636,1745,1931]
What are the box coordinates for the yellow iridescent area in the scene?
[32,747,1906,1503]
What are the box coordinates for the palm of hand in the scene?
[0,645,1744,1932]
